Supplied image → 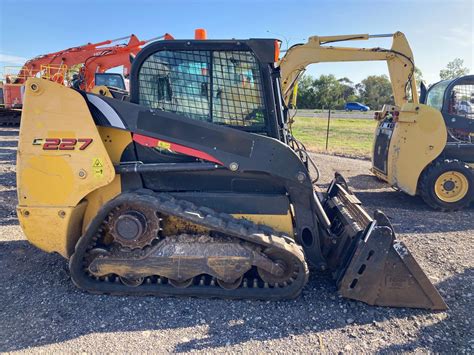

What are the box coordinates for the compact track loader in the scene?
[16,33,446,309]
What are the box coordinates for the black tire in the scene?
[419,159,473,211]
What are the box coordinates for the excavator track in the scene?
[69,191,309,300]
[0,108,21,126]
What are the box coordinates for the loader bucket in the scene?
[322,174,447,310]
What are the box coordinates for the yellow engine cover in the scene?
[16,79,294,257]
[17,78,116,257]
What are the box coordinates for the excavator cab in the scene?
[95,73,126,91]
[16,36,446,309]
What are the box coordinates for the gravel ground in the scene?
[0,127,472,353]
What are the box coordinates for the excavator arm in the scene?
[1,33,173,125]
[278,31,418,107]
[7,35,141,85]
[82,34,174,91]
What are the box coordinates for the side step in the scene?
[322,173,447,310]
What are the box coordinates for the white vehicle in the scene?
[456,100,473,114]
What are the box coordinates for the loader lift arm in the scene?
[279,31,418,107]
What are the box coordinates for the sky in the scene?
[0,0,472,85]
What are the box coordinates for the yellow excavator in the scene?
[281,32,472,211]
[16,30,446,309]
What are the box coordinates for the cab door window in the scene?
[447,82,474,118]
[138,49,267,130]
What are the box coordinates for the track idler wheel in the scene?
[257,249,298,286]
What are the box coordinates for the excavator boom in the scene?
[0,33,173,125]
[279,31,418,107]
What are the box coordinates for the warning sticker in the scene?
[93,158,103,168]
[156,140,171,150]
[92,158,104,177]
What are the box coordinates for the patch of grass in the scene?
[291,116,376,158]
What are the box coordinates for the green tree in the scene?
[439,58,470,80]
[357,75,394,110]
[313,74,345,109]
[295,74,366,109]
[295,74,317,109]
[338,77,358,102]
[414,66,423,85]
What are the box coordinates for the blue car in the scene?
[344,102,370,112]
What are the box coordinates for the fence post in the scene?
[325,108,331,150]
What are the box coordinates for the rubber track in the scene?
[69,191,309,300]
[0,109,21,126]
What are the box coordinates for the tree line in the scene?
[296,74,394,110]
[295,58,470,110]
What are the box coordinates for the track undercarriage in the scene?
[0,108,21,126]
[70,191,309,299]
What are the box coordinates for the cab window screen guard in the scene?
[447,82,474,117]
[138,50,267,129]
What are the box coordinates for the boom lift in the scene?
[280,32,472,210]
[16,30,446,309]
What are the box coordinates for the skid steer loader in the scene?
[16,32,446,309]
[279,31,472,211]
[373,75,473,211]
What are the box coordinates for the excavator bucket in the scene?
[323,174,447,310]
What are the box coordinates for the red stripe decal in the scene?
[133,134,223,165]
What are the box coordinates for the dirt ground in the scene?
[0,127,472,353]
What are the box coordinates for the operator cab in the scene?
[423,75,474,142]
[420,75,474,165]
[129,39,285,140]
